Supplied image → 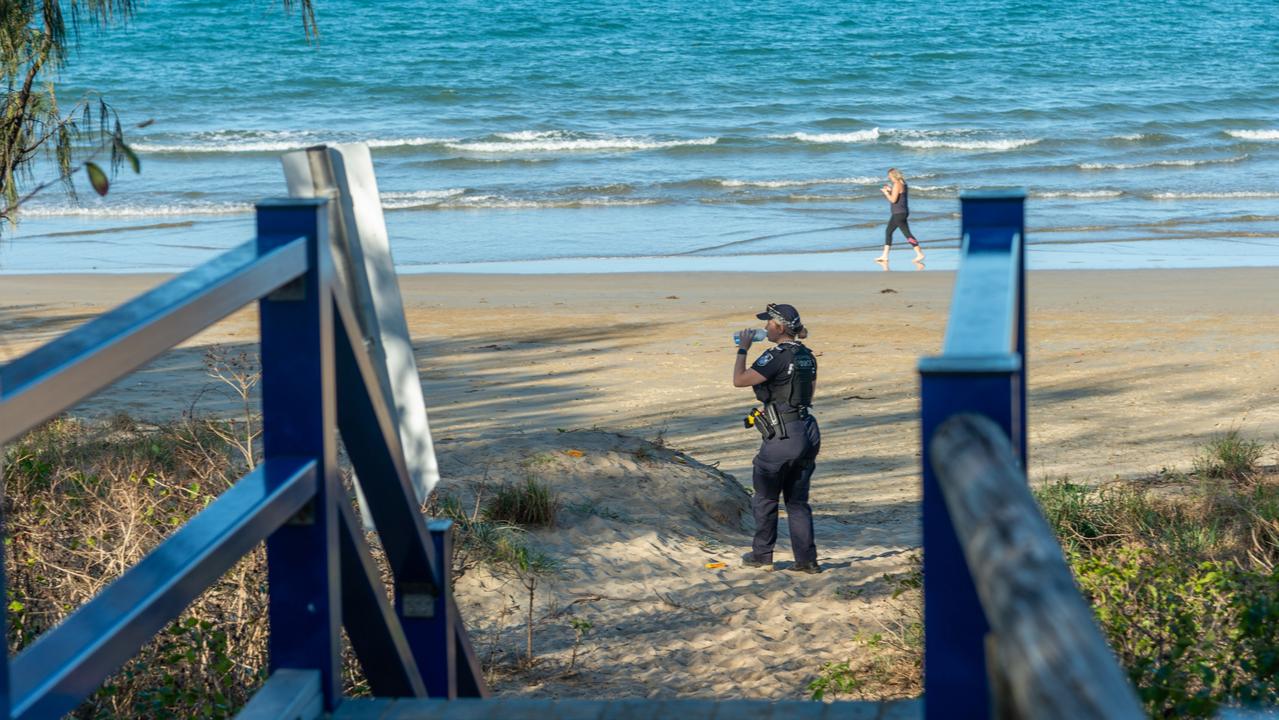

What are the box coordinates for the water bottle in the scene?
[734,328,768,346]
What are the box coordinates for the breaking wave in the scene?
[775,128,881,143]
[1226,130,1279,141]
[1079,155,1248,170]
[718,176,882,188]
[898,138,1040,151]
[445,132,719,153]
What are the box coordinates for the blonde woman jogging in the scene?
[877,168,925,264]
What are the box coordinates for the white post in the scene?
[282,144,441,528]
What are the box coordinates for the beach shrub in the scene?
[4,415,271,717]
[1073,551,1279,717]
[808,661,863,701]
[2,414,377,718]
[1192,430,1265,482]
[1034,448,1279,718]
[1035,477,1165,553]
[483,477,560,528]
[429,491,537,579]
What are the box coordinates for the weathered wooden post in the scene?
[930,414,1144,719]
[917,191,1026,719]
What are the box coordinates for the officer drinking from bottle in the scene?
[732,303,821,573]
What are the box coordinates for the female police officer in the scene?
[732,303,821,573]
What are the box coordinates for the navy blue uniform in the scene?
[749,343,820,565]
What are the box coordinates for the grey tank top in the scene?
[891,182,909,215]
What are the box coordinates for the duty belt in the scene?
[776,407,811,424]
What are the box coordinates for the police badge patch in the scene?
[755,352,773,367]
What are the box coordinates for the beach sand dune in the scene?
[1,268,1276,699]
[433,428,919,699]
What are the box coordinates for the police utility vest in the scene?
[753,342,817,409]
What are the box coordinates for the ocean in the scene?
[4,0,1279,273]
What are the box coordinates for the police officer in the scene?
[733,303,821,573]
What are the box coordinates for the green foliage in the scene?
[1074,551,1279,717]
[0,1,313,229]
[1192,430,1265,481]
[492,532,559,577]
[1036,477,1157,552]
[883,552,922,599]
[1,1,137,224]
[432,492,554,580]
[84,160,109,195]
[483,477,560,528]
[808,661,863,701]
[1036,437,1279,718]
[99,617,253,719]
[568,616,593,670]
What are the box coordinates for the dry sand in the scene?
[2,268,1277,700]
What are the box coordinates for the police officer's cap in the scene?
[756,303,802,329]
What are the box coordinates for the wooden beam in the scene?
[929,414,1144,719]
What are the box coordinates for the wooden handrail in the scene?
[928,413,1143,719]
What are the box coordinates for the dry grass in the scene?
[4,414,275,718]
[3,411,570,717]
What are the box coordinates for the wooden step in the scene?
[331,697,922,720]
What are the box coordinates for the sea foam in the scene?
[380,189,468,209]
[436,195,663,209]
[1149,191,1279,199]
[1033,190,1125,198]
[446,135,718,153]
[779,128,881,143]
[20,202,255,217]
[1080,155,1248,170]
[1226,130,1279,141]
[133,133,460,154]
[719,176,882,188]
[898,138,1040,151]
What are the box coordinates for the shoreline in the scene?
[3,238,1279,276]
[2,266,1275,486]
[3,205,1279,275]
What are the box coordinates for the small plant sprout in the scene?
[568,616,593,671]
[808,661,863,701]
[493,535,559,665]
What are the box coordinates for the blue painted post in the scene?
[1014,202,1028,466]
[397,519,457,698]
[256,198,343,710]
[956,192,1028,463]
[918,193,1026,719]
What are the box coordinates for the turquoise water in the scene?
[5,0,1279,272]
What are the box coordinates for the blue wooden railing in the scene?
[1,190,1151,719]
[917,193,1146,719]
[0,199,486,719]
[918,192,1027,719]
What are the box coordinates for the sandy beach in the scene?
[2,267,1277,699]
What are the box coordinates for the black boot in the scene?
[787,560,822,574]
